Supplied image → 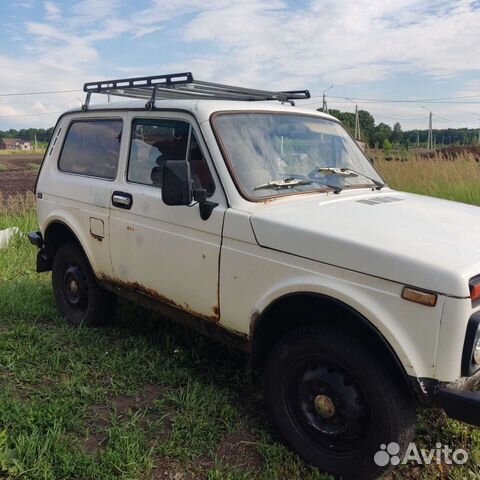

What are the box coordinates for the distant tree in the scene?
[358,110,375,143]
[391,122,402,144]
[328,110,361,135]
[371,132,383,149]
[375,123,393,136]
[383,138,393,151]
[370,123,393,148]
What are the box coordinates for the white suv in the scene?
[29,73,480,480]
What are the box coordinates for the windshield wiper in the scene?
[253,177,312,191]
[254,177,343,194]
[315,167,385,190]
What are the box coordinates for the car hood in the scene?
[250,191,480,297]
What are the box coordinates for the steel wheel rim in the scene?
[62,262,89,312]
[285,355,372,454]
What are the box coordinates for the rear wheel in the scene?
[265,327,416,480]
[52,242,116,326]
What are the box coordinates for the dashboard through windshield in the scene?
[212,112,384,200]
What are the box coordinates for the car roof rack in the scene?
[82,72,310,110]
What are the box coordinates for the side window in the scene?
[127,118,215,196]
[58,120,122,179]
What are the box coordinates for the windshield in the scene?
[212,112,384,199]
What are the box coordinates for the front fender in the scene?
[249,273,443,380]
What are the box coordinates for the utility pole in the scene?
[322,85,334,114]
[421,107,433,150]
[34,133,38,151]
[354,104,361,140]
[428,112,433,150]
[416,132,419,148]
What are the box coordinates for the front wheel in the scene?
[265,327,416,480]
[52,242,116,327]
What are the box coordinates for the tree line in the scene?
[0,127,55,144]
[1,113,479,150]
[326,109,479,150]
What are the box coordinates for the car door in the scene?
[41,114,126,278]
[108,111,226,321]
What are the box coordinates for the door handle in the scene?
[112,191,133,209]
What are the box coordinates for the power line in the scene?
[313,94,480,104]
[300,99,477,124]
[373,113,426,122]
[0,89,81,97]
[431,113,471,123]
[0,87,479,105]
[307,92,480,101]
[0,111,62,118]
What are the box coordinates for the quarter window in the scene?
[58,119,122,179]
[128,118,215,196]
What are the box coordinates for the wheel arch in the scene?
[249,291,414,396]
[43,219,96,273]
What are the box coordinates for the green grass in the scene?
[26,163,40,172]
[376,155,480,206]
[0,213,332,480]
[1,171,480,479]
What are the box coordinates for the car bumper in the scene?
[27,230,43,248]
[28,231,51,272]
[435,369,480,427]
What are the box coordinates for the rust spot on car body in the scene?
[259,197,276,204]
[99,275,249,352]
[100,276,220,323]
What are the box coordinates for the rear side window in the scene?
[58,119,122,179]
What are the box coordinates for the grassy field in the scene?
[375,154,480,206]
[1,158,480,479]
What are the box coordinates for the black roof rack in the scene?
[82,72,310,110]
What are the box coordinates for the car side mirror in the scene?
[161,160,193,206]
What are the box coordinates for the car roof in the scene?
[64,99,338,124]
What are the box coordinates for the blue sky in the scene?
[1,0,480,130]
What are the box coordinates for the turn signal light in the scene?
[470,283,480,303]
[401,287,437,307]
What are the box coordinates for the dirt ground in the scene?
[421,145,480,160]
[0,154,43,196]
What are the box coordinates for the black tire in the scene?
[52,242,116,327]
[265,327,416,480]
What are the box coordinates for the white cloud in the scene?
[44,1,61,22]
[2,0,480,129]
